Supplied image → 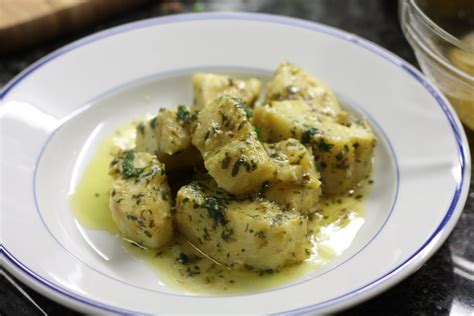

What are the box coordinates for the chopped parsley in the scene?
[230,97,252,120]
[110,157,120,166]
[122,150,145,178]
[127,214,138,221]
[259,181,271,194]
[221,227,234,242]
[231,158,245,177]
[136,164,160,181]
[243,105,253,119]
[336,145,349,161]
[255,127,263,142]
[177,253,191,265]
[221,153,232,169]
[149,116,157,129]
[176,105,190,124]
[203,196,227,226]
[231,157,258,177]
[315,138,333,152]
[301,127,319,144]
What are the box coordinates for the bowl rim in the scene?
[401,0,474,83]
[407,0,474,53]
[403,24,474,84]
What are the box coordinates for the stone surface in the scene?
[1,1,472,315]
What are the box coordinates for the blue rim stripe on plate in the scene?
[0,12,469,314]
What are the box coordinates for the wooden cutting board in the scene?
[0,0,147,55]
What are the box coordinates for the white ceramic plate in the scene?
[0,13,470,314]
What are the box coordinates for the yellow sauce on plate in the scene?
[69,124,370,295]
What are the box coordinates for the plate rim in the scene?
[0,12,471,314]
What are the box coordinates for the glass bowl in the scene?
[400,0,474,130]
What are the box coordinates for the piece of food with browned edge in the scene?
[109,150,173,249]
[254,100,375,195]
[192,73,262,110]
[135,105,202,171]
[263,138,321,214]
[175,180,309,271]
[192,95,276,195]
[265,61,342,118]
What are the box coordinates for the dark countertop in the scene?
[1,1,473,315]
